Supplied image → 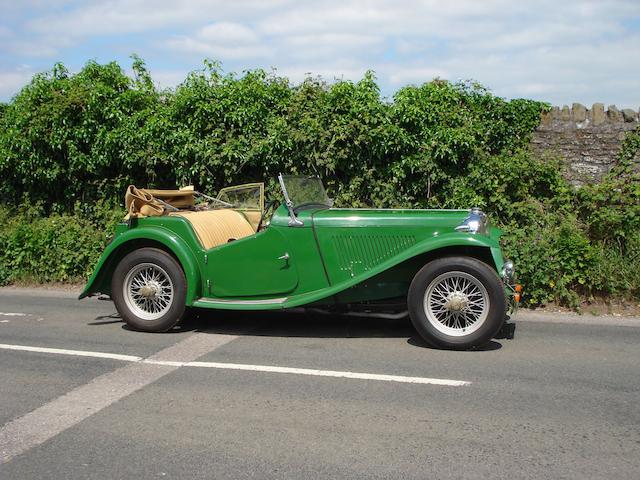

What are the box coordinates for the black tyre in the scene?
[111,248,187,332]
[408,256,506,350]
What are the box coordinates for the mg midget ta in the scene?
[80,175,519,350]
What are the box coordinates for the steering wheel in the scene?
[257,200,279,231]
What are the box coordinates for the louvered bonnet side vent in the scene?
[331,234,416,276]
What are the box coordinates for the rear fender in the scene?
[79,226,202,305]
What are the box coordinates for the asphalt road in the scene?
[0,288,639,479]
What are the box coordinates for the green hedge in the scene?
[0,201,122,284]
[0,58,638,307]
[0,58,544,209]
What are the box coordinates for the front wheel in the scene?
[408,256,506,350]
[111,248,187,332]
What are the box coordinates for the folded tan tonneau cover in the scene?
[125,185,195,218]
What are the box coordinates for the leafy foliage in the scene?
[0,59,638,307]
[0,202,122,285]
[575,127,640,248]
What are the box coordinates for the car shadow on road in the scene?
[87,313,124,326]
[183,309,503,351]
[185,308,415,339]
[88,308,503,351]
[407,336,502,351]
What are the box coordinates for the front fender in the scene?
[405,232,504,272]
[79,226,202,305]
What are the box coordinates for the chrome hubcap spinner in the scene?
[424,271,489,337]
[123,263,174,321]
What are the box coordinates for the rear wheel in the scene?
[111,248,187,332]
[408,256,506,349]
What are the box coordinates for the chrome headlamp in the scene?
[455,207,489,235]
[501,260,515,284]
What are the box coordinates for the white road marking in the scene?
[0,342,471,387]
[0,338,471,462]
[0,334,238,464]
[0,343,142,362]
[0,312,28,316]
[0,320,9,323]
[162,360,472,386]
[143,359,185,367]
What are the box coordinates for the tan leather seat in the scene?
[171,209,255,249]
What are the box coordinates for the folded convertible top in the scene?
[124,185,195,218]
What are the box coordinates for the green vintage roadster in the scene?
[80,175,519,349]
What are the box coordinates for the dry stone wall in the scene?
[532,103,639,185]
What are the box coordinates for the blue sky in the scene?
[1,0,639,107]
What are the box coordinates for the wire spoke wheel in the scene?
[423,271,490,337]
[123,262,174,321]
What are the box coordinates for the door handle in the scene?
[278,253,290,261]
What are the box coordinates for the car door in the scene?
[204,226,299,298]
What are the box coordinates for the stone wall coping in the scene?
[541,103,639,126]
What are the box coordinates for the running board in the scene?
[192,296,288,310]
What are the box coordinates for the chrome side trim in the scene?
[329,208,469,212]
[197,297,288,305]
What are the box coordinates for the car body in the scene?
[80,175,518,349]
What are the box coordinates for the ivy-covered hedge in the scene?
[0,201,122,284]
[0,58,638,307]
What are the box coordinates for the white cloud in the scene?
[19,0,289,56]
[148,69,190,90]
[26,0,288,36]
[167,22,271,60]
[167,37,271,60]
[5,37,69,57]
[283,33,381,49]
[279,33,384,62]
[438,32,640,106]
[198,22,260,46]
[1,0,639,105]
[387,67,449,86]
[512,83,558,96]
[275,64,369,84]
[0,68,36,100]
